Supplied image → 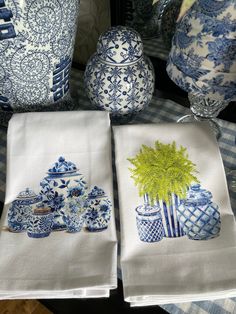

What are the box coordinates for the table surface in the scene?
[0,69,236,314]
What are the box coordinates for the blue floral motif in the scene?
[85,186,112,232]
[207,38,236,72]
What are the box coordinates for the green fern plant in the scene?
[128,141,199,204]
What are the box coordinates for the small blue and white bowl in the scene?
[85,186,112,232]
[8,188,42,233]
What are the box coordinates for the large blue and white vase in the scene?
[84,26,155,122]
[8,188,42,232]
[40,156,88,231]
[85,186,112,232]
[135,195,164,243]
[63,198,86,233]
[157,193,185,238]
[27,206,54,238]
[0,0,80,126]
[177,184,221,240]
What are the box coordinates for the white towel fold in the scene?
[114,122,236,307]
[0,111,117,299]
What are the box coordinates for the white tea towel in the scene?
[0,111,117,299]
[114,122,236,306]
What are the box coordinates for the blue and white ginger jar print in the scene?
[8,188,41,232]
[84,26,155,119]
[0,0,80,126]
[63,198,86,233]
[27,206,54,238]
[166,0,236,102]
[40,156,87,231]
[135,203,164,243]
[85,186,112,232]
[177,184,221,240]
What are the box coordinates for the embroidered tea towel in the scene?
[114,122,236,306]
[0,111,117,299]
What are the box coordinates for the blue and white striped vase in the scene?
[177,184,221,240]
[157,193,185,238]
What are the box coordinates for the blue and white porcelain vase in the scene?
[84,26,155,121]
[0,0,80,126]
[177,184,221,240]
[85,186,112,232]
[135,200,164,243]
[166,0,236,137]
[27,206,54,238]
[158,194,185,238]
[63,198,86,233]
[8,188,41,232]
[40,156,87,231]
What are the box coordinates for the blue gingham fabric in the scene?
[0,69,236,313]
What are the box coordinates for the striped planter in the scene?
[157,194,185,238]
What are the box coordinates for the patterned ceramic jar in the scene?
[8,188,41,232]
[177,184,221,240]
[63,198,86,233]
[40,156,87,231]
[0,0,80,126]
[85,186,112,232]
[135,203,164,243]
[84,26,155,120]
[27,206,54,238]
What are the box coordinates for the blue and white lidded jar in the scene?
[177,184,221,240]
[40,156,87,231]
[135,203,164,242]
[63,198,86,233]
[8,188,42,232]
[27,206,54,238]
[84,26,155,120]
[85,186,112,232]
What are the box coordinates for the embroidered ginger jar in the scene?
[84,26,155,120]
[8,188,42,232]
[40,156,87,231]
[27,206,54,238]
[177,184,221,240]
[85,186,112,232]
[135,203,164,243]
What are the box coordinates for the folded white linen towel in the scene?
[114,122,236,307]
[0,111,117,299]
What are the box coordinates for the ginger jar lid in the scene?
[136,204,161,217]
[16,188,42,204]
[88,186,106,199]
[97,26,143,65]
[47,156,77,175]
[183,184,212,207]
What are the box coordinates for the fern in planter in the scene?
[128,141,199,205]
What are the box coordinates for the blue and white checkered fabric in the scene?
[0,69,236,314]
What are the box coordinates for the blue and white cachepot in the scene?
[8,188,41,232]
[84,26,155,120]
[135,203,164,243]
[85,186,112,232]
[63,198,86,233]
[177,184,221,240]
[40,156,87,231]
[27,206,54,238]
[0,0,80,126]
